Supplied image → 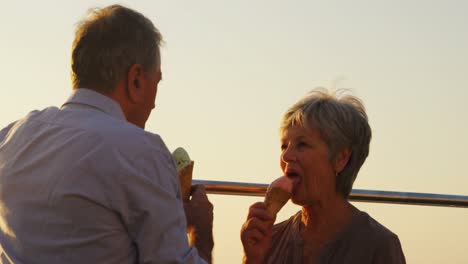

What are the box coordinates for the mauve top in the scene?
[265,210,406,264]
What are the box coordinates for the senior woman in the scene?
[241,88,405,264]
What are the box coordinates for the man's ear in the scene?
[127,64,145,103]
[334,147,352,174]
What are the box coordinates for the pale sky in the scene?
[1,0,467,263]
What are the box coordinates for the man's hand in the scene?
[184,185,214,264]
[240,202,275,264]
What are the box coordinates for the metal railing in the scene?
[194,180,468,208]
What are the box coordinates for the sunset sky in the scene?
[1,1,467,263]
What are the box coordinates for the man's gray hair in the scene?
[280,88,372,197]
[71,5,163,93]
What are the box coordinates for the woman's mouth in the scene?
[285,171,301,192]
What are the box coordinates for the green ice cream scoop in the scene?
[172,147,192,173]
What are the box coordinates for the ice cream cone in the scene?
[264,187,291,216]
[264,176,293,216]
[179,161,194,202]
[172,147,194,202]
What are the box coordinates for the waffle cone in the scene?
[264,187,291,216]
[179,161,194,202]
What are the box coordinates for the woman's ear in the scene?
[126,64,145,103]
[335,147,352,174]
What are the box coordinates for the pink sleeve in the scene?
[372,235,406,264]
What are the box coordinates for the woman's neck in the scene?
[300,195,356,237]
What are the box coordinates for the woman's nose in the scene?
[281,145,296,163]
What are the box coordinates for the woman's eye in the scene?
[280,144,287,151]
[297,141,308,148]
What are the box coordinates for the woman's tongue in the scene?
[287,174,301,192]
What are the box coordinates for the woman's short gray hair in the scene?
[280,88,372,197]
[71,5,163,93]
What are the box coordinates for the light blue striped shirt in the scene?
[0,88,205,264]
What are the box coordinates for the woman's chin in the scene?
[290,196,306,206]
[291,194,319,207]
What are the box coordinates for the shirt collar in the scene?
[62,88,127,121]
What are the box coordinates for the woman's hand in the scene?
[240,202,276,264]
